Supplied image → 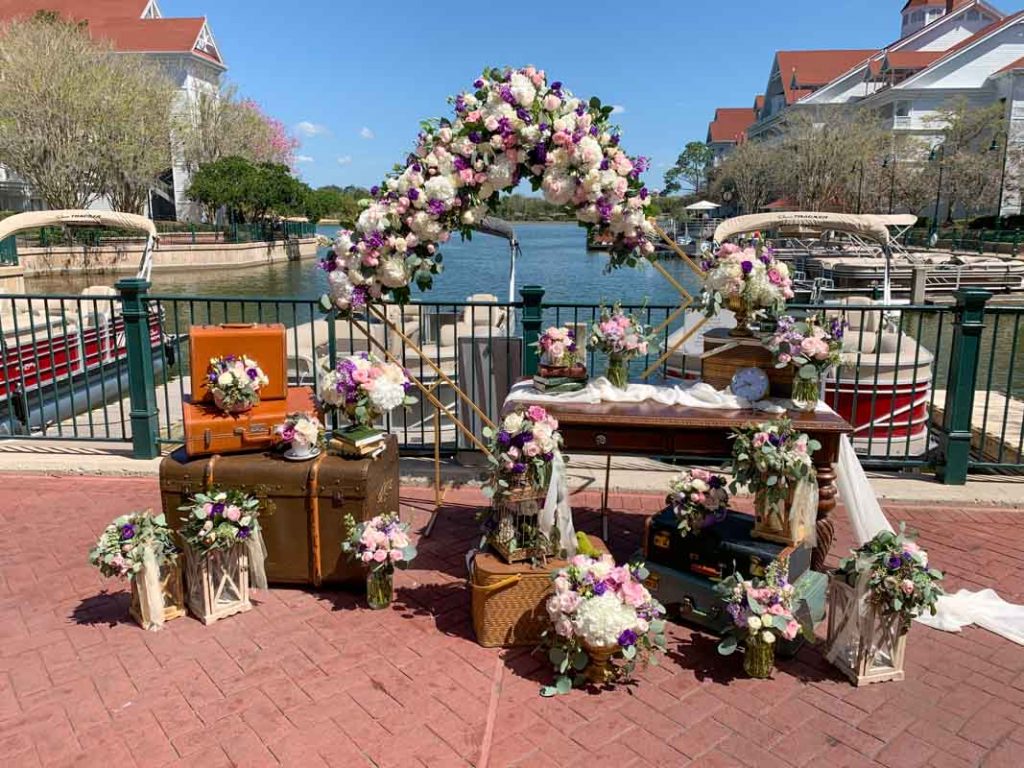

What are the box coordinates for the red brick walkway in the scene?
[1,474,1023,767]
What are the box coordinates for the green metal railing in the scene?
[1,284,1022,484]
[21,220,318,249]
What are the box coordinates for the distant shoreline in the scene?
[315,219,577,229]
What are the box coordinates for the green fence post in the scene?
[116,277,160,459]
[520,284,544,376]
[937,288,992,485]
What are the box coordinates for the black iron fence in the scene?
[1,283,1021,484]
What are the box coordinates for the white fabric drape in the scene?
[247,529,268,589]
[540,451,577,558]
[135,545,165,631]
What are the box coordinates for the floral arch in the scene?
[320,66,658,311]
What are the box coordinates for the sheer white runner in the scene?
[509,378,1024,645]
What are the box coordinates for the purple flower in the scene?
[211,502,225,516]
[741,260,753,275]
[370,185,379,197]
[589,125,599,136]
[246,368,258,380]
[120,523,136,540]
[408,188,419,201]
[887,555,903,570]
[511,462,527,474]
[593,581,607,596]
[427,199,446,216]
[901,551,914,564]
[468,131,483,144]
[542,452,554,462]
[499,86,515,104]
[496,430,511,447]
[550,81,562,90]
[617,629,638,648]
[238,527,251,540]
[473,78,485,89]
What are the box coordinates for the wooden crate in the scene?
[183,544,252,625]
[826,576,907,686]
[701,329,793,398]
[129,554,186,630]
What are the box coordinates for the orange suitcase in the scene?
[182,386,317,457]
[189,323,288,403]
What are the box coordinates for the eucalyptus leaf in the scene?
[718,635,738,655]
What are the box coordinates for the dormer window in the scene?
[195,25,218,57]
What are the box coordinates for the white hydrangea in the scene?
[424,175,456,204]
[356,202,391,233]
[368,379,406,413]
[573,593,639,648]
[377,257,409,288]
[509,72,537,107]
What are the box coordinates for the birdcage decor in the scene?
[487,487,557,564]
[826,576,907,686]
[183,543,252,625]
[129,553,186,628]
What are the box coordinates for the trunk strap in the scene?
[308,454,325,586]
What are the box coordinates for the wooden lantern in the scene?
[826,576,907,686]
[752,484,807,547]
[488,487,556,564]
[129,553,186,629]
[183,544,252,625]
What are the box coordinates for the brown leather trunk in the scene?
[189,323,289,403]
[159,436,400,587]
[182,387,317,458]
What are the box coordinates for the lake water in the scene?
[25,223,702,307]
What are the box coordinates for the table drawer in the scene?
[561,426,672,454]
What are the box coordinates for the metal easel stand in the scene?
[350,305,496,537]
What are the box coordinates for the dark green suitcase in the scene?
[643,507,811,582]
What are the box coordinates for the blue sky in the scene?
[167,0,1017,190]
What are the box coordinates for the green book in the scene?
[334,425,385,448]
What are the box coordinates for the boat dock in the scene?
[932,389,1024,464]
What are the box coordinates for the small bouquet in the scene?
[207,354,268,414]
[89,510,176,580]
[534,325,580,369]
[88,510,180,630]
[341,512,417,609]
[588,303,657,388]
[765,314,845,410]
[730,419,819,508]
[699,243,794,333]
[482,405,562,500]
[179,489,262,554]
[319,352,416,428]
[667,468,730,537]
[542,554,666,695]
[835,526,943,631]
[275,412,324,457]
[715,559,812,677]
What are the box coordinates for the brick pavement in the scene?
[1,473,1023,767]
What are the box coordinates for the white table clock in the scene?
[731,366,770,402]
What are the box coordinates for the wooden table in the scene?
[506,396,853,570]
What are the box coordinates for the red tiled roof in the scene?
[0,0,149,21]
[776,49,877,104]
[885,51,944,69]
[0,1,223,64]
[997,54,1024,74]
[707,107,757,143]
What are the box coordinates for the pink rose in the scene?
[373,549,388,563]
[619,578,649,608]
[543,93,561,111]
[901,579,915,595]
[753,433,768,447]
[784,620,801,640]
[524,442,541,458]
[224,505,241,522]
[361,551,374,563]
[390,549,404,562]
[526,405,548,423]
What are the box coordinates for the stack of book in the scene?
[531,374,586,394]
[330,425,388,458]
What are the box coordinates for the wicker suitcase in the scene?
[159,435,400,586]
[700,328,793,398]
[470,535,607,648]
[189,323,288,403]
[182,386,316,457]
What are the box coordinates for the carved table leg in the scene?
[813,463,838,572]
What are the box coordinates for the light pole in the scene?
[853,161,864,214]
[929,144,945,238]
[993,134,1008,223]
[882,153,896,214]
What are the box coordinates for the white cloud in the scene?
[610,105,625,115]
[359,126,375,140]
[336,155,352,165]
[295,121,329,137]
[295,154,314,163]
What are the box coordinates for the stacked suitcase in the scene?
[640,506,827,637]
[159,323,400,588]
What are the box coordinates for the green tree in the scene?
[187,157,303,223]
[663,142,714,195]
[713,140,781,214]
[0,12,176,211]
[929,99,1004,222]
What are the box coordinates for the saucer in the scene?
[284,446,321,461]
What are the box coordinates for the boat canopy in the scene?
[0,210,159,242]
[474,216,520,306]
[713,212,895,246]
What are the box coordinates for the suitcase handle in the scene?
[220,323,257,329]
[471,574,521,593]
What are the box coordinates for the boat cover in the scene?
[713,212,892,246]
[0,210,159,241]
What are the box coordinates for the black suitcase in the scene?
[643,507,810,583]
